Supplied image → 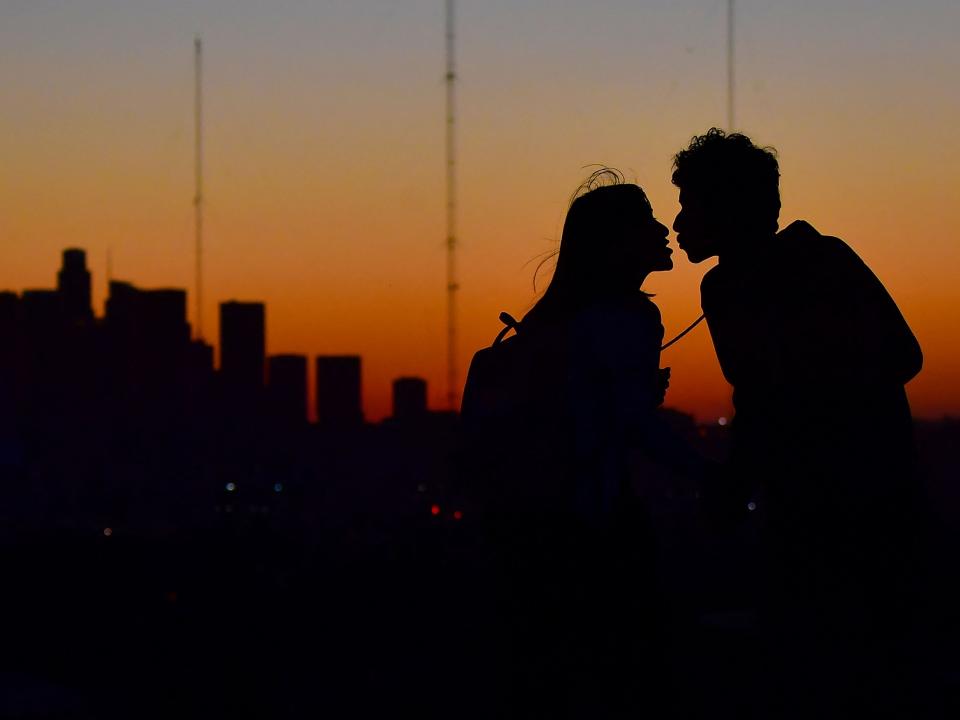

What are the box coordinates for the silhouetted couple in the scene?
[461,128,923,718]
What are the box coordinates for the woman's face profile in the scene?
[620,202,673,282]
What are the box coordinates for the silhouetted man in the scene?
[672,129,923,717]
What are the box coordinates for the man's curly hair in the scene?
[672,128,781,233]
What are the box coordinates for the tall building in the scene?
[105,281,138,326]
[106,282,189,347]
[315,355,362,427]
[392,377,427,421]
[268,354,307,424]
[0,292,19,410]
[105,281,191,399]
[20,290,65,355]
[20,289,62,329]
[219,301,265,393]
[188,340,214,376]
[57,248,92,325]
[141,290,190,345]
[0,292,17,345]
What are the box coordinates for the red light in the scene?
[430,504,441,516]
[453,510,463,521]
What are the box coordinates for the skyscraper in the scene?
[315,355,362,427]
[20,289,62,338]
[268,354,307,424]
[105,283,189,347]
[105,281,191,401]
[57,248,92,325]
[392,377,428,421]
[220,301,266,393]
[0,292,19,412]
[142,290,190,346]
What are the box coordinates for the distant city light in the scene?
[417,483,427,493]
[453,510,463,521]
[718,417,728,426]
[747,501,757,512]
[273,483,283,493]
[430,504,441,516]
[103,527,113,537]
[225,482,237,492]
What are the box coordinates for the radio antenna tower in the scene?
[444,0,459,410]
[194,35,205,339]
[727,0,735,131]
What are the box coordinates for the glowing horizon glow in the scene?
[2,1,958,423]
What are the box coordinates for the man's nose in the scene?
[672,212,683,233]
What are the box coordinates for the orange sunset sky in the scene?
[2,1,958,422]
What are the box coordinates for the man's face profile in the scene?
[673,188,722,264]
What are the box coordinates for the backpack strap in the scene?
[660,314,705,351]
[492,312,521,346]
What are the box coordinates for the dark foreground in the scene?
[1,418,959,719]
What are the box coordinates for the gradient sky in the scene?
[2,0,958,421]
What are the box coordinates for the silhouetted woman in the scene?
[461,170,678,718]
[525,172,675,518]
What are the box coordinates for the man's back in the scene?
[701,220,921,492]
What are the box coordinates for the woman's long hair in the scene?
[524,169,653,326]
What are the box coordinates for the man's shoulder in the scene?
[779,220,861,266]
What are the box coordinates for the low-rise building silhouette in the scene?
[392,377,428,421]
[268,354,307,424]
[316,355,363,427]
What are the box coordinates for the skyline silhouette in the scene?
[1,247,446,426]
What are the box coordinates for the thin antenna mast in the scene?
[444,0,459,411]
[194,35,204,340]
[727,0,735,131]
